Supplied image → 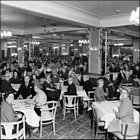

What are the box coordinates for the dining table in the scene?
[59,85,89,100]
[92,100,139,129]
[12,99,40,127]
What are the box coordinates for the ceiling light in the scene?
[130,7,139,26]
[1,30,12,39]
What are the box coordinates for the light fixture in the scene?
[1,31,12,39]
[130,7,139,26]
[78,39,89,44]
[31,41,40,45]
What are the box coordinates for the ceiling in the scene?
[1,1,139,44]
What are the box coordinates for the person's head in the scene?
[34,82,42,92]
[45,73,51,81]
[97,79,104,88]
[125,71,130,78]
[13,71,18,78]
[32,74,37,80]
[119,88,129,100]
[4,73,10,81]
[105,72,110,80]
[4,91,14,104]
[24,76,30,84]
[83,75,89,82]
[135,65,139,70]
[68,77,73,85]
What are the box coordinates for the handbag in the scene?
[107,118,121,133]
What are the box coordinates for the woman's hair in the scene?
[97,79,104,86]
[4,91,14,100]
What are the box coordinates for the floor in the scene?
[27,107,107,139]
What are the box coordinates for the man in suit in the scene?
[16,76,35,99]
[83,75,94,99]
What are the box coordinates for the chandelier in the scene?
[1,31,12,39]
[130,7,139,26]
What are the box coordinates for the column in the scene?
[88,28,101,74]
[17,35,24,64]
[133,39,140,64]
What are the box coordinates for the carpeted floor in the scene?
[28,107,108,139]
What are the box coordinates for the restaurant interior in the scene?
[0,1,140,139]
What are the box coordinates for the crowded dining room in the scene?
[0,1,140,139]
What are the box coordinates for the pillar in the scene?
[88,28,101,74]
[133,39,140,64]
[17,35,24,64]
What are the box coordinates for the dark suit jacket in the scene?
[16,82,35,99]
[117,73,125,84]
[1,79,16,93]
[66,83,77,95]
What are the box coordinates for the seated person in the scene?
[103,72,119,99]
[1,91,30,136]
[95,79,107,101]
[1,91,22,122]
[65,77,77,96]
[108,88,134,134]
[1,73,16,93]
[120,71,133,86]
[16,76,36,99]
[43,73,60,101]
[83,75,94,99]
[70,72,80,86]
[116,68,125,85]
[9,70,21,84]
[132,75,140,87]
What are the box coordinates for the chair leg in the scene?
[74,108,76,120]
[63,108,66,120]
[53,121,55,135]
[40,122,42,138]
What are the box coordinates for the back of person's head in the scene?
[4,91,14,100]
[83,75,89,81]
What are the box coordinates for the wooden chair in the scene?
[113,122,140,139]
[130,88,140,109]
[63,95,79,120]
[1,115,26,139]
[91,107,108,139]
[87,91,95,108]
[39,101,58,137]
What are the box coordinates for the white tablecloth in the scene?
[59,86,88,100]
[92,100,139,129]
[12,99,40,127]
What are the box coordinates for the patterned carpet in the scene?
[27,107,106,139]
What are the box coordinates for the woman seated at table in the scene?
[43,73,60,101]
[33,82,47,116]
[9,70,21,84]
[95,79,107,101]
[108,88,134,134]
[65,77,77,96]
[1,91,30,136]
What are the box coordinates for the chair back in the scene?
[130,89,140,106]
[40,101,58,121]
[1,116,26,139]
[87,91,95,98]
[121,122,139,139]
[63,95,78,108]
